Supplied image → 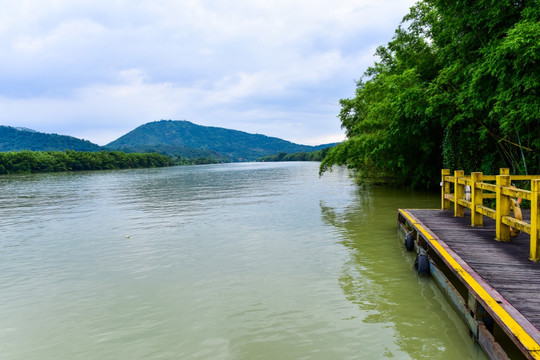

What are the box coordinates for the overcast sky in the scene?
[0,0,416,146]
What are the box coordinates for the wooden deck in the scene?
[399,208,540,360]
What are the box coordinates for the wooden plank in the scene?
[458,177,471,185]
[502,216,532,234]
[478,323,512,360]
[478,182,497,192]
[401,209,540,359]
[457,198,472,209]
[512,175,540,181]
[501,187,532,201]
[477,205,496,219]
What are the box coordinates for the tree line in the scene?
[320,0,539,189]
[258,148,331,162]
[0,150,176,174]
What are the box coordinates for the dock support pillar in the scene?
[471,172,483,227]
[442,169,451,210]
[454,170,465,217]
[530,180,540,261]
[496,175,511,242]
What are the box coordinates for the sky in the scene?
[0,0,417,146]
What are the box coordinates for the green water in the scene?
[0,162,485,359]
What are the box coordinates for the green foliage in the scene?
[1,122,336,165]
[106,120,335,161]
[184,157,224,165]
[0,150,176,175]
[110,144,229,163]
[0,126,101,152]
[321,0,539,188]
[258,147,331,162]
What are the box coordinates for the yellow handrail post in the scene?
[500,168,510,176]
[454,170,465,217]
[530,179,540,261]
[471,172,483,226]
[496,175,511,242]
[442,169,451,210]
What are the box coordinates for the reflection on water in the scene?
[0,163,486,359]
[321,186,486,359]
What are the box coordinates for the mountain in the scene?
[0,121,337,162]
[0,126,102,152]
[106,120,332,161]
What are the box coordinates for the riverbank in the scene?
[0,150,226,174]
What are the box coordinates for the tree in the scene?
[0,150,176,174]
[321,0,539,188]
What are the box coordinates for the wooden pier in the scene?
[398,169,540,360]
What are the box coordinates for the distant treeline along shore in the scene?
[0,121,335,175]
[0,150,176,174]
[0,149,329,175]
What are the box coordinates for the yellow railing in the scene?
[441,168,540,261]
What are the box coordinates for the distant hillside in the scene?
[115,143,226,161]
[0,126,101,152]
[106,120,329,161]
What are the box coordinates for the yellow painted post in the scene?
[471,172,483,227]
[496,175,511,242]
[500,168,510,176]
[530,179,540,261]
[442,169,451,210]
[454,170,465,217]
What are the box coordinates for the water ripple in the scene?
[0,163,485,360]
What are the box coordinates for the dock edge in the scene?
[398,208,540,360]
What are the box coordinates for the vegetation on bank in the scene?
[258,147,331,162]
[0,150,176,174]
[0,126,102,152]
[320,1,539,189]
[1,123,337,164]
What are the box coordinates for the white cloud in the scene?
[0,0,417,145]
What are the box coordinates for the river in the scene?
[0,162,485,359]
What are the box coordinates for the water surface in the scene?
[0,162,485,359]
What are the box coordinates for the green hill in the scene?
[106,120,330,161]
[112,143,224,160]
[0,126,102,152]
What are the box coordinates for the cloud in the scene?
[0,0,417,145]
